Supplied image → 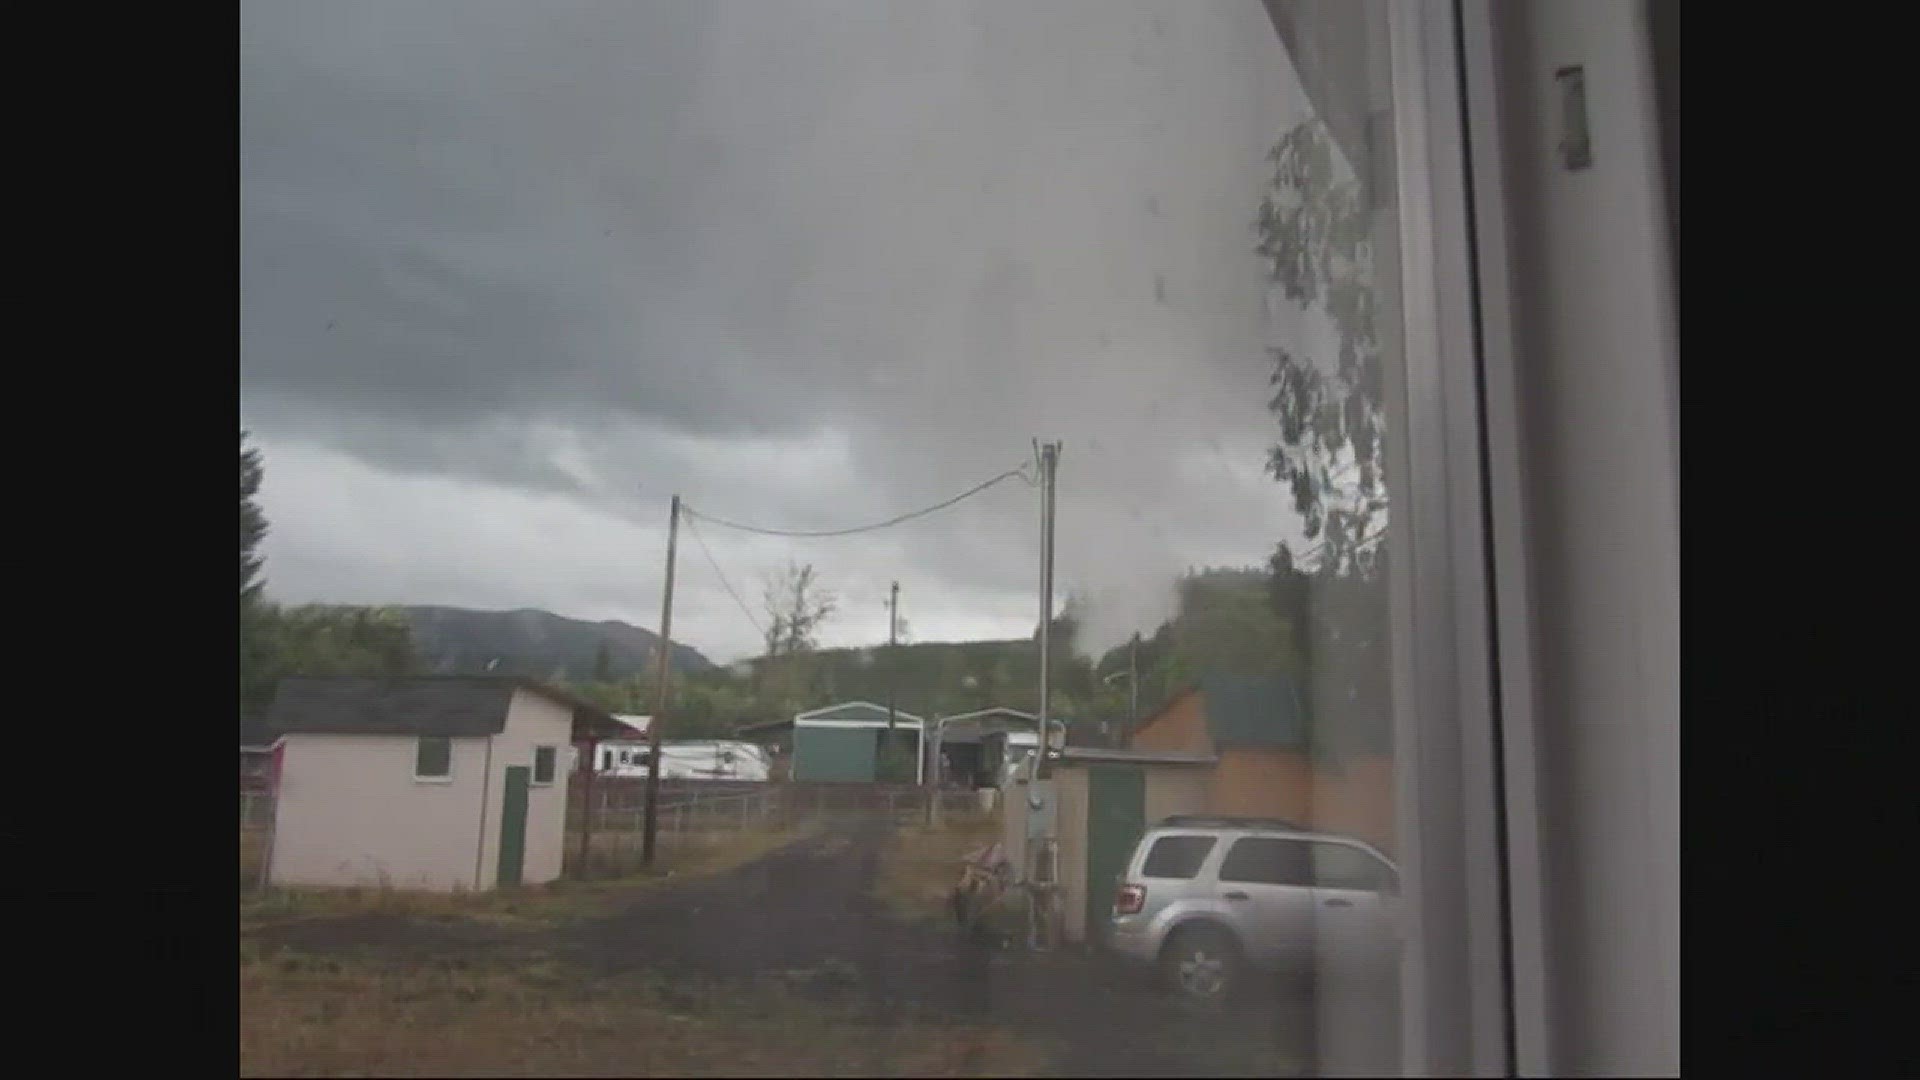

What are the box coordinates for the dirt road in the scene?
[570,815,1399,1076]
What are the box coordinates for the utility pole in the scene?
[887,580,899,733]
[641,494,680,869]
[1035,441,1060,781]
[1129,632,1140,733]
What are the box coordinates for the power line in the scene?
[682,463,1033,538]
[681,512,767,640]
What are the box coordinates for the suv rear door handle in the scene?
[1222,890,1250,901]
[1323,898,1353,908]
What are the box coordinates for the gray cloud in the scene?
[241,0,1338,663]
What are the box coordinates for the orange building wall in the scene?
[1128,689,1210,753]
[1127,689,1396,854]
[1308,754,1397,855]
[1211,749,1397,853]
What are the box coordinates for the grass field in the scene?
[870,810,1005,925]
[239,947,1043,1077]
[238,813,1046,1077]
[240,818,822,931]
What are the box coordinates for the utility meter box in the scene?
[1025,779,1056,840]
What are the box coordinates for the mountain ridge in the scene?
[399,605,716,681]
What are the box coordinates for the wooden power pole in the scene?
[641,494,680,869]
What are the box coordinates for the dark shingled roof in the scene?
[265,675,615,738]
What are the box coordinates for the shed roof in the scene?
[266,675,616,739]
[931,708,1054,744]
[794,701,926,727]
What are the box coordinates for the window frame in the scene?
[531,745,557,786]
[1315,3,1534,1072]
[413,735,453,783]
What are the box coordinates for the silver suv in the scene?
[1101,816,1402,1006]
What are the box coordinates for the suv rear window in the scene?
[1139,835,1216,878]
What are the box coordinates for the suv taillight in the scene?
[1114,883,1146,915]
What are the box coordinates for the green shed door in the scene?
[497,766,530,888]
[794,725,878,782]
[1086,765,1146,936]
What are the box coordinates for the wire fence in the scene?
[242,779,990,884]
[569,780,985,834]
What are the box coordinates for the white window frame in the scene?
[531,745,557,786]
[1274,5,1674,1073]
[413,734,454,783]
[1443,4,1680,1074]
[1362,4,1523,1073]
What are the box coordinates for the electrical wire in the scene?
[682,463,1034,538]
[681,513,767,640]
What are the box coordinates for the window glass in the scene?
[414,736,451,779]
[533,746,557,784]
[1218,837,1314,887]
[242,2,1429,1075]
[1310,841,1392,892]
[1140,835,1217,879]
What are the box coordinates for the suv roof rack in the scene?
[1156,814,1309,831]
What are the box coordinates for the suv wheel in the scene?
[1160,925,1239,1009]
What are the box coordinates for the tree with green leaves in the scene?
[593,641,613,682]
[241,431,268,607]
[1256,119,1388,578]
[1253,118,1396,760]
[241,431,276,718]
[267,605,422,677]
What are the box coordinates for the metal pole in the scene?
[888,580,899,729]
[642,494,680,868]
[1129,632,1140,742]
[1035,442,1059,782]
[887,580,900,780]
[577,737,596,877]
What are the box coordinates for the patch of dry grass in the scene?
[872,811,1004,924]
[240,818,822,932]
[241,830,269,891]
[239,949,1046,1077]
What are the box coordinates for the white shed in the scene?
[262,675,614,891]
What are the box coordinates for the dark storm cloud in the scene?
[241,0,1342,661]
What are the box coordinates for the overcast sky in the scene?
[240,0,1345,665]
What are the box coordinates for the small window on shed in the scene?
[533,746,557,785]
[415,736,452,780]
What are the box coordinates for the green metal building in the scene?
[790,701,925,783]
